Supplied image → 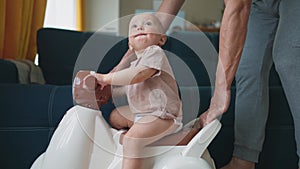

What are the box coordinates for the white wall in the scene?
[85,0,119,34]
[183,0,224,25]
[85,0,224,33]
[119,0,224,26]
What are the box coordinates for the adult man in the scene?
[113,0,300,168]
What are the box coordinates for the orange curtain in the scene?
[0,0,47,61]
[77,0,86,31]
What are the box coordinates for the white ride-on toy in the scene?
[31,105,221,169]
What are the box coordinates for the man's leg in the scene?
[221,0,280,168]
[273,0,300,168]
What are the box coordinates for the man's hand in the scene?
[200,87,231,127]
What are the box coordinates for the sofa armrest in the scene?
[0,59,18,83]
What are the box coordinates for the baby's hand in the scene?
[89,71,108,90]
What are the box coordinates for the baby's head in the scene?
[128,13,167,52]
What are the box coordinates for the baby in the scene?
[91,13,183,169]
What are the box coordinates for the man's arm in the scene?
[218,0,252,90]
[155,0,186,32]
[202,0,252,125]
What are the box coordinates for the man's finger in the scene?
[199,112,208,127]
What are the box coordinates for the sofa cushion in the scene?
[269,65,282,86]
[0,84,73,169]
[164,32,216,87]
[0,84,73,127]
[37,28,128,85]
[0,59,18,83]
[204,32,219,52]
[37,28,219,87]
[0,128,52,169]
[81,32,128,74]
[38,28,85,85]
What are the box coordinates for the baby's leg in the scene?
[109,105,134,130]
[122,116,179,169]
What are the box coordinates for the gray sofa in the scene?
[0,28,297,169]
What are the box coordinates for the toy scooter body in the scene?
[31,105,221,169]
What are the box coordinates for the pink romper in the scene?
[126,45,182,124]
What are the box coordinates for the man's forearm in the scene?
[217,0,251,90]
[156,0,185,32]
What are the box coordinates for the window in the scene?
[43,0,77,30]
[35,0,78,65]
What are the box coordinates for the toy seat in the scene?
[31,105,221,169]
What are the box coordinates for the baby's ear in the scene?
[158,34,167,46]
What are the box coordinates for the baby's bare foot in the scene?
[220,157,255,169]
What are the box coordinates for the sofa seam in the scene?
[0,127,55,131]
[48,86,57,128]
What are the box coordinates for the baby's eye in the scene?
[131,24,138,28]
[145,21,152,26]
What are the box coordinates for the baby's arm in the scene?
[93,65,157,87]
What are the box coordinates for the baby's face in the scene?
[128,14,165,51]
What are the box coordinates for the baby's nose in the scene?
[137,25,144,30]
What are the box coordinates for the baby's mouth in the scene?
[133,33,147,38]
